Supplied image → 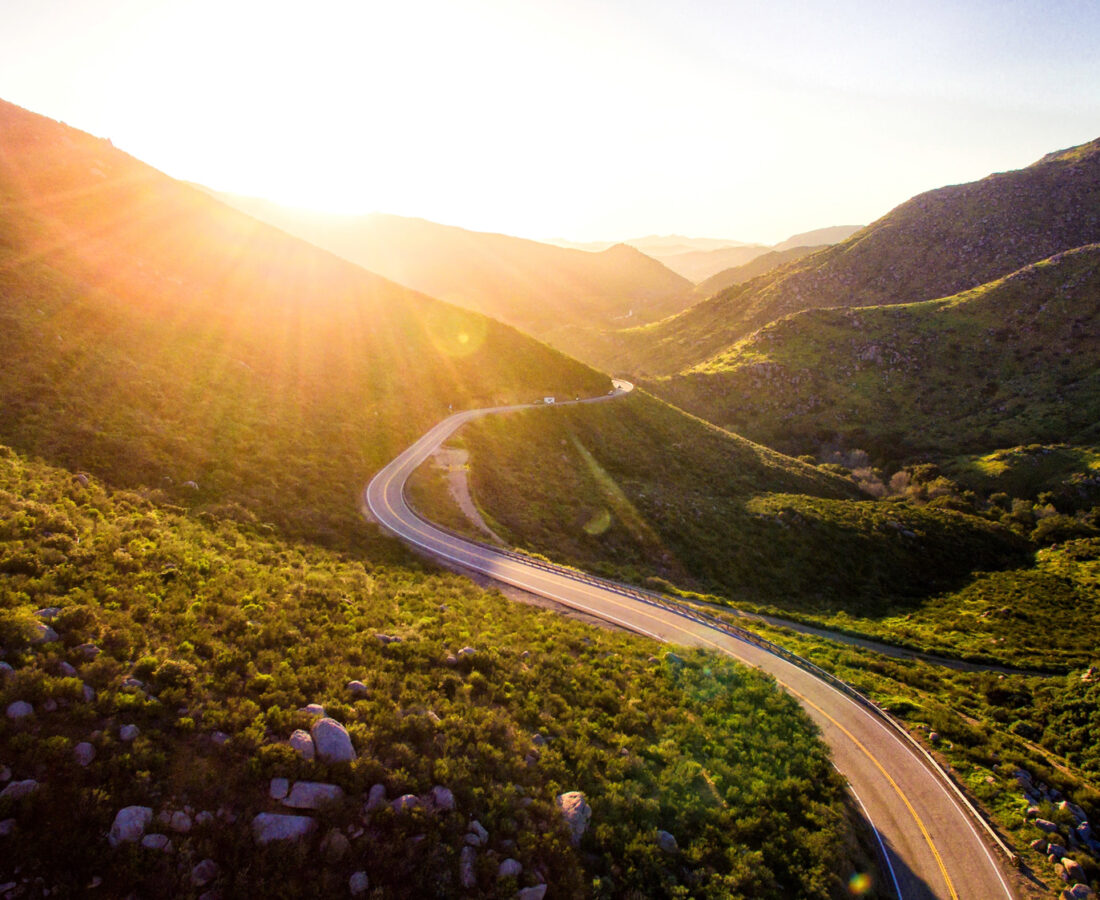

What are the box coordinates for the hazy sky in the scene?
[2,0,1098,243]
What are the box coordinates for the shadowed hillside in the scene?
[693,245,827,298]
[652,245,1100,462]
[0,99,607,551]
[208,197,694,357]
[612,137,1100,376]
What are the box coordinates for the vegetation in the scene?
[0,446,868,897]
[649,246,1100,463]
[603,135,1100,377]
[691,244,827,299]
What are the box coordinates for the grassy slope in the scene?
[0,447,863,898]
[0,98,607,553]
[609,136,1100,377]
[650,245,1100,462]
[692,245,827,299]
[208,197,695,356]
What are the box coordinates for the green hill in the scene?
[0,98,607,551]
[611,136,1100,376]
[693,245,827,298]
[208,197,694,359]
[651,245,1100,462]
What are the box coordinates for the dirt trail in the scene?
[430,446,505,545]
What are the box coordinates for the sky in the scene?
[1,0,1098,244]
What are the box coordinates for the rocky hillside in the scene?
[612,136,1100,376]
[651,245,1100,461]
[209,197,694,358]
[0,98,607,551]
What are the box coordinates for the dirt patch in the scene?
[430,446,505,545]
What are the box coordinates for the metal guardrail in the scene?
[397,484,1020,867]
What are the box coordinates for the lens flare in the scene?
[848,872,872,895]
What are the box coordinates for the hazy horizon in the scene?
[2,0,1098,244]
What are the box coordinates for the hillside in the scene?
[208,196,694,357]
[652,245,1100,462]
[0,98,608,552]
[693,245,827,298]
[0,445,863,897]
[612,135,1100,376]
[771,225,862,252]
[657,244,768,282]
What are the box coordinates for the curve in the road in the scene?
[363,383,1018,900]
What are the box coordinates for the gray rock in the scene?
[365,783,387,812]
[0,819,14,837]
[656,830,679,854]
[375,634,401,644]
[299,703,325,717]
[35,607,62,620]
[73,473,90,487]
[191,859,219,887]
[5,701,33,720]
[77,643,101,659]
[0,780,39,802]
[1049,843,1068,860]
[58,661,78,677]
[497,858,522,879]
[108,806,153,847]
[211,731,230,746]
[82,684,95,703]
[392,794,419,813]
[252,813,317,844]
[119,724,139,741]
[1036,819,1061,834]
[269,778,289,800]
[1066,884,1093,899]
[466,819,488,847]
[458,647,476,657]
[1030,838,1049,852]
[429,785,455,811]
[1026,806,1041,819]
[349,871,370,895]
[168,811,192,833]
[347,680,368,698]
[195,811,215,827]
[556,791,591,845]
[1078,823,1093,842]
[30,623,59,644]
[311,718,356,764]
[74,742,96,767]
[1062,857,1086,883]
[518,886,548,900]
[459,846,477,889]
[42,698,58,713]
[122,677,145,690]
[0,662,12,678]
[282,781,344,810]
[321,827,350,861]
[444,654,458,666]
[289,729,315,760]
[141,833,172,852]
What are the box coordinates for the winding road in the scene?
[364,382,1018,900]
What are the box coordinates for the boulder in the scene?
[82,684,95,703]
[141,833,172,852]
[466,820,488,847]
[321,828,350,862]
[35,607,62,620]
[211,731,230,746]
[364,783,387,812]
[458,647,476,657]
[459,846,477,889]
[0,780,39,802]
[195,811,215,827]
[119,724,139,741]
[108,806,153,847]
[656,830,679,854]
[349,871,370,895]
[74,742,96,767]
[191,859,219,888]
[168,811,192,833]
[1026,806,1041,819]
[1062,857,1086,883]
[269,778,289,801]
[5,701,33,720]
[392,794,419,813]
[58,661,78,677]
[347,680,369,698]
[310,717,356,764]
[299,703,325,717]
[0,662,12,678]
[556,791,591,845]
[429,785,455,811]
[289,729,315,760]
[375,634,401,644]
[1036,819,1061,834]
[1049,843,1068,860]
[497,858,522,879]
[1066,885,1093,899]
[30,623,59,644]
[444,654,458,666]
[281,781,344,810]
[518,886,548,900]
[42,698,58,713]
[77,643,101,659]
[252,813,317,844]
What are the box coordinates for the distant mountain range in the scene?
[205,196,694,359]
[692,245,827,298]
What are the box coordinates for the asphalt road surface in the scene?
[364,382,1018,900]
